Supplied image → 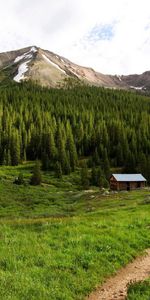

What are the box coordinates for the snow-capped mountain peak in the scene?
[0,46,150,91]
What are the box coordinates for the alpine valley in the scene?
[0,44,150,300]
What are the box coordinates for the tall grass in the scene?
[127,280,150,300]
[0,201,149,299]
[0,164,149,299]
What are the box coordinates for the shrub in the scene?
[13,172,24,185]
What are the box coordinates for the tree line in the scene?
[0,81,150,182]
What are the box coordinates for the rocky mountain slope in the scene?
[0,45,149,90]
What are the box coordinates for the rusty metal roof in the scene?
[112,174,146,182]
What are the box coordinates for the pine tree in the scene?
[102,148,110,179]
[2,109,7,131]
[10,132,20,166]
[63,151,71,175]
[42,152,50,171]
[99,175,109,189]
[47,131,57,160]
[18,172,24,185]
[55,161,62,179]
[116,143,124,167]
[93,148,100,165]
[57,126,71,174]
[81,163,89,189]
[66,128,78,171]
[30,161,42,185]
[124,151,136,173]
[91,166,97,186]
[146,157,150,184]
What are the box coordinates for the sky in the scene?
[1,0,150,74]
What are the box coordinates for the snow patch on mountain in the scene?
[14,47,37,63]
[117,75,122,82]
[130,85,144,90]
[14,53,32,63]
[14,60,31,82]
[42,54,66,74]
[70,69,80,78]
[30,47,37,53]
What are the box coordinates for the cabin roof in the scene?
[112,174,146,182]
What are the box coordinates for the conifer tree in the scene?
[55,161,62,179]
[63,151,71,175]
[102,148,110,179]
[30,161,42,185]
[124,152,136,173]
[91,166,97,186]
[47,131,56,160]
[56,126,71,174]
[10,132,20,166]
[99,176,109,189]
[42,152,50,171]
[93,148,100,165]
[81,162,89,189]
[17,172,24,185]
[66,129,78,171]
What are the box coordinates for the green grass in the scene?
[0,163,150,299]
[127,279,150,300]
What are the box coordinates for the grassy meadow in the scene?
[0,163,150,299]
[127,279,150,300]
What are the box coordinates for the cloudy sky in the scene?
[1,0,150,74]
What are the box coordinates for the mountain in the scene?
[0,45,149,91]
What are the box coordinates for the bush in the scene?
[13,172,24,185]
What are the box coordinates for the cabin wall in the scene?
[118,182,128,190]
[110,179,145,191]
[123,181,145,190]
[110,177,118,190]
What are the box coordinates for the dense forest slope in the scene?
[0,82,150,182]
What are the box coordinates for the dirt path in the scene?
[87,249,150,300]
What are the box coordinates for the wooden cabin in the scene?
[110,174,146,191]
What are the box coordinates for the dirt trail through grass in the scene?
[87,249,150,300]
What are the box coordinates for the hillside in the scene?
[0,82,150,183]
[0,46,150,91]
[0,51,150,300]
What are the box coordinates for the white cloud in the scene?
[1,0,150,74]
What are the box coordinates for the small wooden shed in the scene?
[110,174,146,191]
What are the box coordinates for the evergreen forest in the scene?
[0,81,150,183]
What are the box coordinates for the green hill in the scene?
[0,82,150,182]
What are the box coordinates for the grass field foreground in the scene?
[0,163,149,299]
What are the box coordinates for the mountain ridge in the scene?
[0,45,149,91]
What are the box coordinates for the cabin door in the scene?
[137,182,141,188]
[126,182,130,191]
